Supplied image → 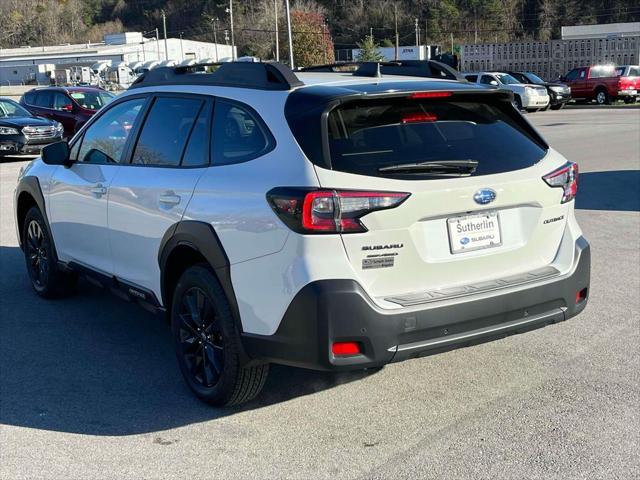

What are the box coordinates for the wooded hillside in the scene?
[1,0,638,57]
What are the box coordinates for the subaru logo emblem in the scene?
[473,188,497,205]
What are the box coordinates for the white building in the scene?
[460,23,640,81]
[0,32,236,85]
[562,22,640,40]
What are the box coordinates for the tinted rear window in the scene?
[327,97,547,178]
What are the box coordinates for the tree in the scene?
[279,10,334,67]
[355,35,384,62]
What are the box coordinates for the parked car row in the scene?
[0,86,114,158]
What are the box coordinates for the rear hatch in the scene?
[286,86,574,306]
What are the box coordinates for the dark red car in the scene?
[20,86,115,138]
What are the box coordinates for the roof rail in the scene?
[299,60,465,82]
[129,61,304,91]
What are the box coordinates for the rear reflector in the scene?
[576,288,588,304]
[332,342,361,356]
[543,161,578,203]
[408,91,453,99]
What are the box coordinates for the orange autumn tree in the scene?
[280,10,334,68]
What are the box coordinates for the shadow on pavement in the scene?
[576,170,640,212]
[0,245,376,436]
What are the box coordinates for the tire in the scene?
[541,104,550,111]
[171,264,269,406]
[623,97,635,104]
[512,95,523,111]
[550,103,565,110]
[595,89,610,105]
[22,206,76,298]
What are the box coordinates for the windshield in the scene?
[0,99,32,118]
[524,72,545,84]
[495,74,522,85]
[70,91,115,110]
[326,97,547,179]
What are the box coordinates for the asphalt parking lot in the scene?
[1,108,639,480]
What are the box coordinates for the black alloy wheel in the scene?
[25,219,49,289]
[176,286,225,388]
[171,264,269,406]
[22,206,76,298]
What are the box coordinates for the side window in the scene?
[52,92,72,111]
[464,74,478,82]
[132,96,202,167]
[181,101,212,167]
[78,97,146,164]
[480,75,496,85]
[579,69,586,79]
[23,92,36,105]
[211,100,273,166]
[68,138,81,162]
[34,91,52,108]
[564,69,578,81]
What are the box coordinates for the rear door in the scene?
[31,91,53,118]
[312,92,570,301]
[107,94,211,297]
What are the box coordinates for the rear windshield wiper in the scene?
[378,159,479,176]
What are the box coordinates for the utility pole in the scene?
[415,18,419,47]
[161,10,168,60]
[274,0,279,62]
[285,0,294,68]
[179,32,184,61]
[213,18,219,62]
[450,32,454,54]
[226,1,236,60]
[474,8,478,44]
[155,27,160,61]
[370,27,373,39]
[394,4,399,61]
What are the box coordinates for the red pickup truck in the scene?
[561,65,639,104]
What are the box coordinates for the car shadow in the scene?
[576,170,640,212]
[0,246,376,436]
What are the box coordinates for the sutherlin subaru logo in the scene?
[473,188,497,205]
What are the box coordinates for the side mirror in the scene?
[61,104,73,112]
[489,80,499,86]
[42,141,71,166]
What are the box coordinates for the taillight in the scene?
[543,162,578,203]
[267,188,410,234]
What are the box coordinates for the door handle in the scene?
[90,184,107,196]
[159,192,181,206]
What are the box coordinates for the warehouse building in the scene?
[460,22,640,80]
[0,32,235,85]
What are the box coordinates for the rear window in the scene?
[326,97,548,178]
[616,66,640,77]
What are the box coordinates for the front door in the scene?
[48,97,147,274]
[108,95,211,298]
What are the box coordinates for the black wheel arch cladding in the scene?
[158,220,243,332]
[16,176,58,260]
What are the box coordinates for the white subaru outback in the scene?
[14,61,590,406]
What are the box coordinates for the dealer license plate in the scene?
[447,211,502,254]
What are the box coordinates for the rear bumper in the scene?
[617,89,638,97]
[243,237,590,371]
